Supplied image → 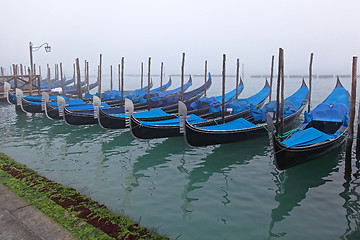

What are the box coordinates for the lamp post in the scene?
[29,42,51,75]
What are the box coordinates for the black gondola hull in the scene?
[271,132,347,170]
[184,104,305,147]
[130,115,181,139]
[64,109,97,125]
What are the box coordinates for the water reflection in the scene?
[340,160,360,240]
[180,137,269,220]
[268,149,341,239]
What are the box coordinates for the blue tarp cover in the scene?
[110,108,170,118]
[48,99,86,107]
[323,86,350,108]
[282,127,334,147]
[189,84,244,111]
[309,103,349,123]
[199,118,257,131]
[251,86,308,122]
[67,102,111,111]
[140,114,204,127]
[209,85,270,114]
[13,94,69,101]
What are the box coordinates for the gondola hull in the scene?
[184,103,306,147]
[63,109,98,125]
[130,115,182,139]
[270,131,347,170]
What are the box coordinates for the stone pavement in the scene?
[0,183,75,240]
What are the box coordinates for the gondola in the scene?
[43,79,170,119]
[267,78,350,170]
[180,80,309,147]
[94,75,213,129]
[65,76,210,126]
[129,80,268,139]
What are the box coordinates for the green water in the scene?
[0,76,359,239]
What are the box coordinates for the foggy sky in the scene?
[0,0,359,77]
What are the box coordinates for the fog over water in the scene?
[0,0,359,77]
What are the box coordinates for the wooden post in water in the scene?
[37,66,41,95]
[160,62,163,89]
[47,64,51,92]
[12,64,17,90]
[87,61,90,93]
[280,49,285,137]
[308,53,314,112]
[181,53,185,102]
[222,54,226,123]
[38,66,41,80]
[60,63,64,95]
[20,64,23,75]
[73,64,76,85]
[204,60,207,97]
[236,59,240,99]
[269,55,275,101]
[76,58,82,99]
[118,64,121,91]
[28,67,32,96]
[147,57,151,110]
[99,54,102,99]
[345,56,357,177]
[141,62,143,90]
[84,60,88,92]
[121,57,124,105]
[110,65,113,91]
[275,48,282,134]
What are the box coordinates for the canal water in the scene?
[0,76,359,239]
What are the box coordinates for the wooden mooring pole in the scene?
[12,64,17,90]
[280,49,285,137]
[60,63,64,94]
[269,55,274,101]
[222,54,226,123]
[345,56,358,177]
[308,53,314,112]
[160,62,163,89]
[121,57,124,105]
[76,58,82,99]
[47,64,51,92]
[147,57,151,110]
[236,58,239,99]
[99,54,102,99]
[118,64,121,91]
[275,49,282,134]
[181,53,185,102]
[28,68,32,96]
[141,62,143,90]
[73,64,76,85]
[204,60,207,97]
[110,65,113,91]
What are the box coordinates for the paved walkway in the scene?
[0,183,75,240]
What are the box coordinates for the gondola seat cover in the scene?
[198,118,257,131]
[308,103,349,123]
[110,108,170,118]
[190,96,220,111]
[250,86,309,121]
[209,85,270,114]
[140,114,205,127]
[281,127,335,147]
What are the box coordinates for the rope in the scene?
[212,119,218,125]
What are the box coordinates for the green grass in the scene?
[0,152,170,240]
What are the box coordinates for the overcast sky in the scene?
[0,0,359,77]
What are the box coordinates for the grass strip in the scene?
[0,152,170,240]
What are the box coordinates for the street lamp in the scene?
[29,42,51,75]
